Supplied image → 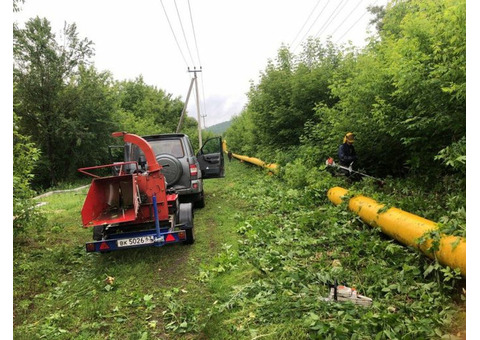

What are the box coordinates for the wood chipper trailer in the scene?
[78,132,194,253]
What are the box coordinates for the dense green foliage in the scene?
[225,0,466,181]
[13,111,45,234]
[13,17,200,190]
[115,76,195,137]
[14,17,95,186]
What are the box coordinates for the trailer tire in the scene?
[179,203,194,244]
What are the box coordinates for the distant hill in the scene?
[205,120,232,135]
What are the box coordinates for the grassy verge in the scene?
[13,159,466,339]
[197,161,466,339]
[13,160,254,339]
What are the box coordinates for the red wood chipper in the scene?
[79,132,194,253]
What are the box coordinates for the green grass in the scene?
[14,160,466,339]
[14,160,253,339]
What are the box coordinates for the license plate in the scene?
[117,235,155,248]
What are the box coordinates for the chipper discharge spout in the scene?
[78,132,194,253]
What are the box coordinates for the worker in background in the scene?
[338,132,357,175]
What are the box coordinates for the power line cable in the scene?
[187,0,202,66]
[314,0,348,38]
[335,0,379,43]
[159,0,189,68]
[292,0,330,53]
[173,0,196,66]
[290,0,322,49]
[327,0,364,39]
[186,0,208,126]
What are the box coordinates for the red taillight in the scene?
[86,243,95,252]
[189,164,198,177]
[178,231,186,240]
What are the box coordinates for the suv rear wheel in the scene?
[195,191,205,209]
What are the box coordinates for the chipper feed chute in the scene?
[81,174,139,227]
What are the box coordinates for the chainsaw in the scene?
[323,280,373,307]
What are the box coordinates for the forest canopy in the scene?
[13,16,199,189]
[225,0,466,180]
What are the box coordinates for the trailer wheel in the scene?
[179,203,194,244]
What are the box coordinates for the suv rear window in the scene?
[148,139,184,158]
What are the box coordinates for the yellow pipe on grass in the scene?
[232,153,278,172]
[223,140,278,173]
[327,187,466,276]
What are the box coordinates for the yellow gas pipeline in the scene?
[328,187,466,276]
[231,153,278,172]
[223,140,278,173]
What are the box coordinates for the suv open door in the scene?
[197,137,225,179]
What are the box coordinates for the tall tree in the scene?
[115,77,192,137]
[242,41,341,158]
[57,65,118,173]
[326,0,466,175]
[13,0,24,13]
[14,17,94,186]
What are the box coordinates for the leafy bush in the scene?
[226,0,466,182]
[434,136,466,174]
[13,112,44,234]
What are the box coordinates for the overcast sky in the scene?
[13,0,389,127]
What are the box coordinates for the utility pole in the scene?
[191,67,203,147]
[176,77,195,133]
[176,67,203,148]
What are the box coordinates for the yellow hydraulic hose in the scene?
[328,187,466,276]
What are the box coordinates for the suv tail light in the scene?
[189,164,198,177]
